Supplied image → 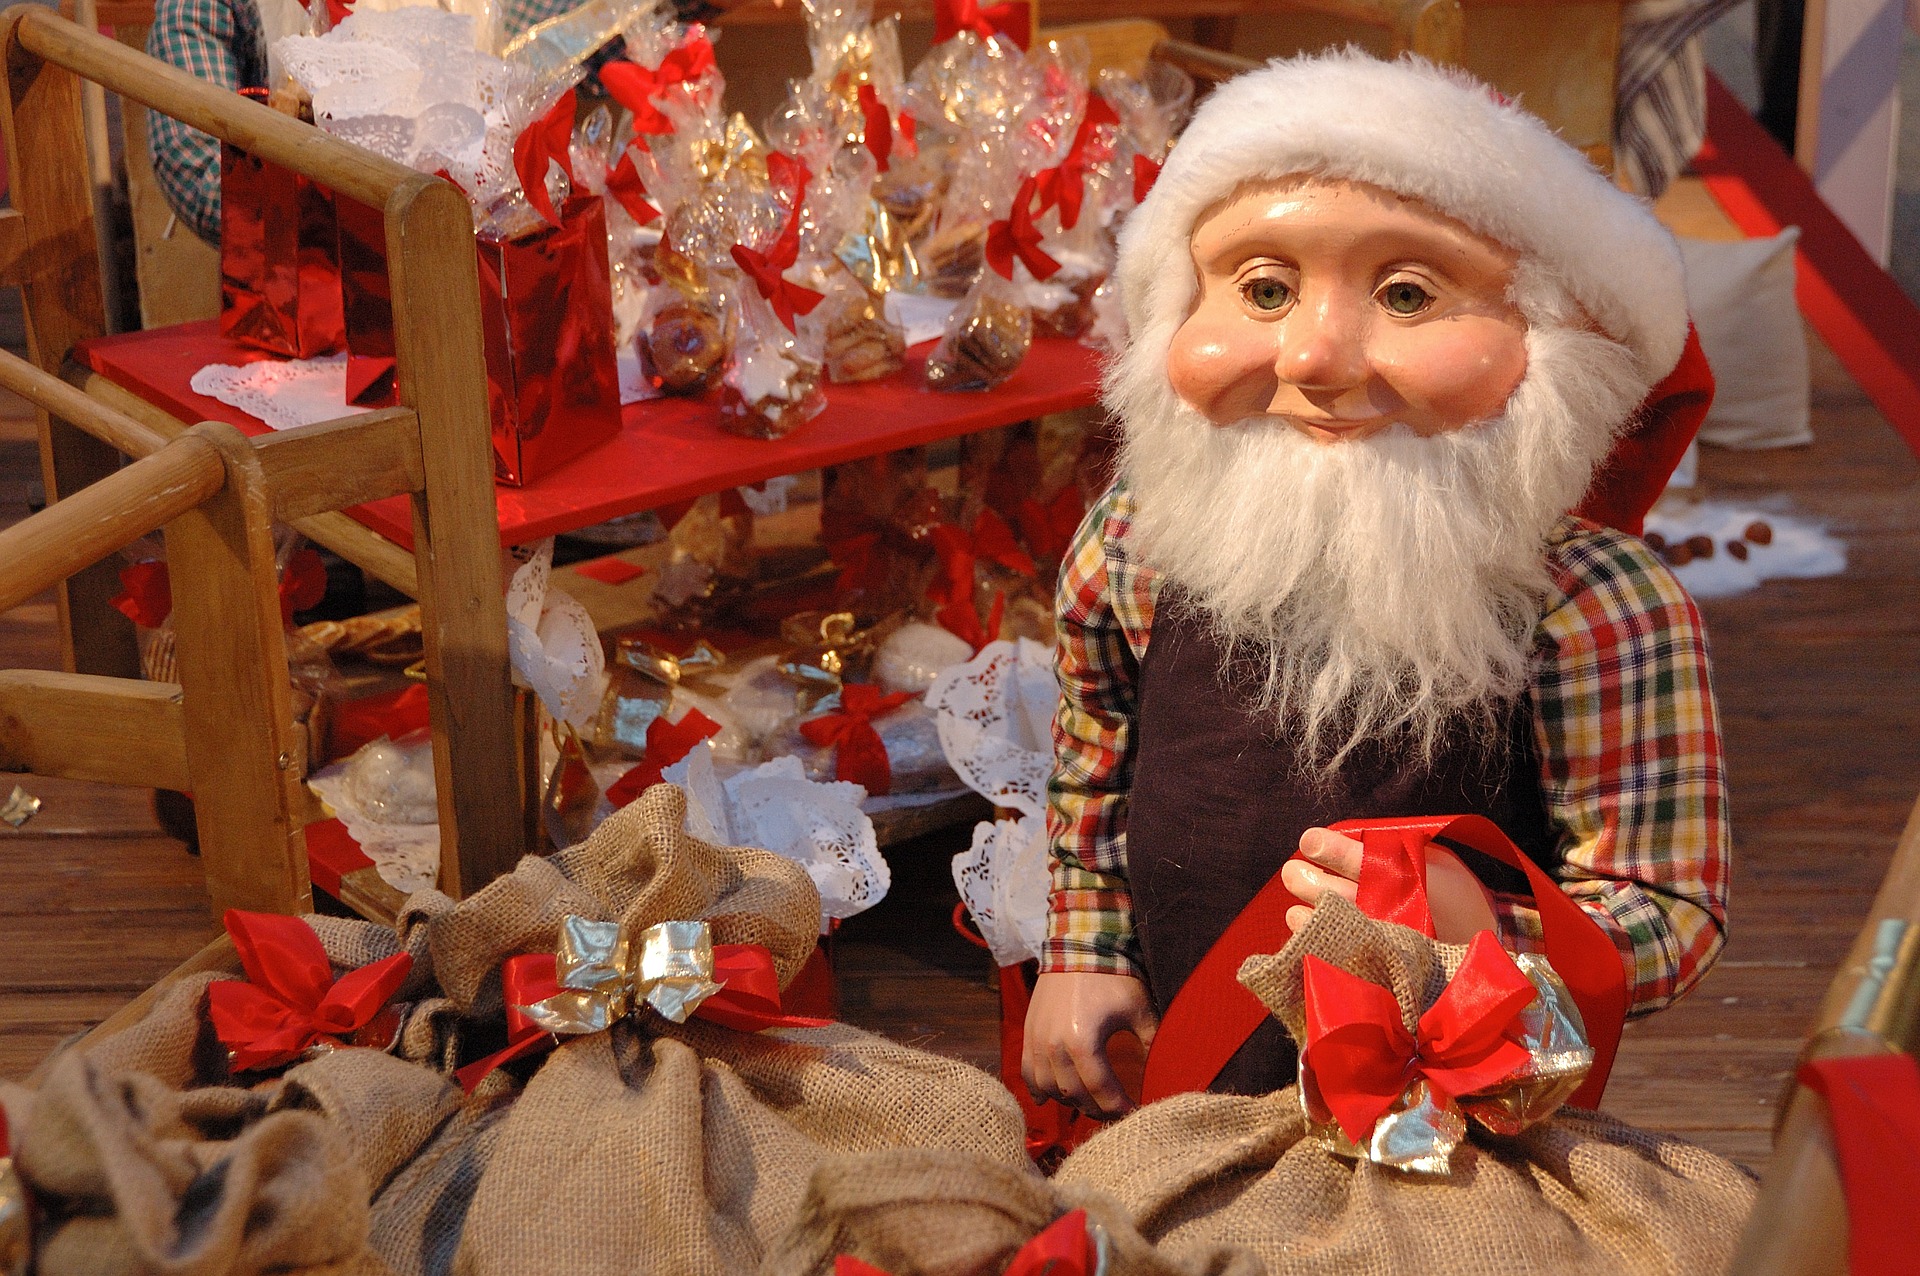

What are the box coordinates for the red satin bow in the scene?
[605,708,722,810]
[599,36,717,139]
[1015,485,1086,565]
[1132,153,1161,204]
[512,88,577,228]
[835,1208,1097,1276]
[897,110,918,158]
[456,940,830,1092]
[1301,933,1537,1144]
[927,508,1030,651]
[731,171,825,333]
[857,84,893,173]
[112,550,326,629]
[1033,96,1118,231]
[605,147,660,225]
[986,175,1059,282]
[207,910,412,1072]
[798,684,913,795]
[933,0,1029,48]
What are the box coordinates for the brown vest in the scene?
[1126,592,1561,1094]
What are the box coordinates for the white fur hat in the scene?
[1113,51,1690,389]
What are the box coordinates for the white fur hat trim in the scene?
[1114,51,1690,389]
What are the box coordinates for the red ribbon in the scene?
[897,111,918,158]
[799,684,913,795]
[857,84,892,173]
[1132,153,1161,204]
[512,88,578,229]
[1015,485,1086,565]
[605,147,660,225]
[1797,1052,1920,1276]
[1033,96,1118,231]
[932,0,1029,49]
[731,166,825,333]
[111,549,326,629]
[1301,932,1537,1145]
[836,1208,1096,1276]
[599,36,717,138]
[455,940,830,1092]
[986,175,1059,282]
[206,910,412,1072]
[605,708,723,810]
[927,508,1030,651]
[320,0,353,29]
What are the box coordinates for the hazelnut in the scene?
[1727,540,1749,561]
[1664,543,1694,566]
[1744,520,1773,546]
[1685,535,1714,559]
[1643,531,1667,551]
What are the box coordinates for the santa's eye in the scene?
[1241,277,1292,312]
[1378,279,1434,316]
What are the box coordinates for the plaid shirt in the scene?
[145,0,573,244]
[1044,483,1731,1017]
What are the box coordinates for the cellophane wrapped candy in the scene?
[926,269,1030,391]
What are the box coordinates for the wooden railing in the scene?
[0,6,529,913]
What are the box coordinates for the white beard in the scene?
[1115,321,1647,772]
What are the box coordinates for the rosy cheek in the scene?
[1374,320,1529,432]
[1166,309,1277,425]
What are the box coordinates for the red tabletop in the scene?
[75,321,1104,548]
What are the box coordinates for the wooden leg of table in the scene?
[0,16,137,678]
[164,423,312,917]
[384,177,520,896]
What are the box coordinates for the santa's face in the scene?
[1166,178,1531,442]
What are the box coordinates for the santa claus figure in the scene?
[1024,52,1730,1113]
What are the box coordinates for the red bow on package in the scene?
[599,35,717,139]
[604,708,722,810]
[857,84,893,173]
[798,683,913,795]
[933,0,1030,49]
[111,550,327,630]
[836,1208,1098,1276]
[512,88,578,228]
[1015,485,1087,565]
[1301,933,1537,1145]
[928,508,1031,650]
[1132,153,1161,205]
[731,182,826,333]
[1033,96,1118,231]
[605,147,661,225]
[454,921,831,1092]
[207,910,412,1073]
[986,176,1059,283]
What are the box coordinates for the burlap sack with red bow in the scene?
[1054,894,1757,1276]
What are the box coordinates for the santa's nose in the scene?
[1274,294,1368,394]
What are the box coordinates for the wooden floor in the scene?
[4,251,1918,1176]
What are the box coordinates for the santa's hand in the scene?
[1281,827,1500,944]
[1022,971,1157,1118]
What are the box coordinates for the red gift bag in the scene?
[336,191,622,486]
[219,88,344,358]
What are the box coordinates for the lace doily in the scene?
[308,758,441,896]
[506,539,608,730]
[662,746,888,931]
[925,637,1057,820]
[950,812,1049,968]
[189,356,370,431]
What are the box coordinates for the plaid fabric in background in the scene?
[1044,484,1731,1017]
[143,0,576,244]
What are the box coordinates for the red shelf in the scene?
[74,321,1104,547]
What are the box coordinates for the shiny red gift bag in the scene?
[336,192,622,485]
[219,89,344,358]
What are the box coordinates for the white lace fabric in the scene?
[189,356,370,430]
[506,539,608,731]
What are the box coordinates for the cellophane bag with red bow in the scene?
[219,88,346,359]
[1052,893,1757,1276]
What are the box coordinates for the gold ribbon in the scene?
[518,917,725,1035]
[777,611,873,697]
[617,635,725,688]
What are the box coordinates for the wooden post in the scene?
[164,422,313,917]
[383,176,522,897]
[0,7,139,679]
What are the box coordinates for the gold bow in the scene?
[617,634,725,688]
[518,917,725,1035]
[778,611,874,702]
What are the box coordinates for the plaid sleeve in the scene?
[1042,486,1148,978]
[1512,520,1730,1015]
[146,0,264,244]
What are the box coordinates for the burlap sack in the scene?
[759,1148,1264,1276]
[1056,895,1758,1276]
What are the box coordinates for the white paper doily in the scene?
[307,762,441,896]
[950,811,1049,968]
[925,637,1057,820]
[506,539,608,730]
[190,355,371,431]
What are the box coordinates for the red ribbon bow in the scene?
[605,147,660,225]
[1015,486,1087,566]
[1033,96,1118,231]
[798,683,913,795]
[1301,932,1538,1144]
[512,88,578,229]
[599,36,717,139]
[932,0,1029,48]
[455,939,830,1092]
[111,550,327,630]
[857,84,893,173]
[986,175,1059,282]
[927,508,1031,651]
[207,910,413,1072]
[1132,153,1161,204]
[731,166,825,332]
[836,1208,1097,1276]
[605,708,723,810]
